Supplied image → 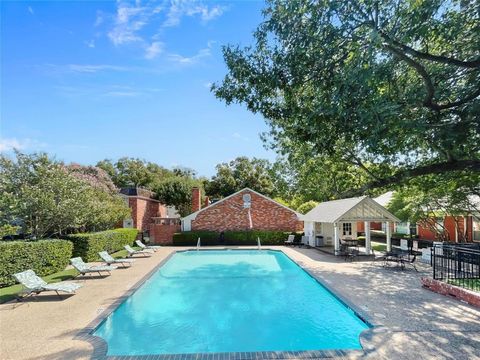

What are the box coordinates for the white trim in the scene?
[181,187,302,222]
[333,197,400,223]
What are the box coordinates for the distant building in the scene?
[365,191,480,242]
[182,187,303,232]
[119,187,180,243]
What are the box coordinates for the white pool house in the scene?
[302,196,400,255]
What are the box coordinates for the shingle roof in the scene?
[302,195,400,223]
[302,196,367,223]
[374,191,394,207]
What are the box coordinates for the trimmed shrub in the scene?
[67,228,138,262]
[0,240,73,287]
[172,230,302,246]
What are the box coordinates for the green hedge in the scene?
[66,228,138,262]
[0,240,73,287]
[172,231,302,246]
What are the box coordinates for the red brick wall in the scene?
[466,216,473,241]
[129,197,166,232]
[417,216,472,242]
[357,221,386,232]
[417,220,437,241]
[150,223,181,244]
[422,277,480,308]
[192,187,201,213]
[191,190,302,232]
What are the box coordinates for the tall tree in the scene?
[96,158,174,189]
[0,152,130,238]
[387,171,480,241]
[205,156,276,198]
[214,0,480,196]
[155,177,202,217]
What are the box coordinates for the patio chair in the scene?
[284,234,295,246]
[13,269,82,300]
[402,253,418,272]
[98,251,135,268]
[70,257,117,277]
[371,249,387,264]
[124,245,154,257]
[135,240,162,252]
[339,241,356,261]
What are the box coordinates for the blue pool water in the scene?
[94,250,369,355]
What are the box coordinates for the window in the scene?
[473,216,480,242]
[342,222,352,236]
[434,218,445,233]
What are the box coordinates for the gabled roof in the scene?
[302,196,400,223]
[374,191,394,207]
[182,187,302,222]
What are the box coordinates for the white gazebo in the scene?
[302,196,400,255]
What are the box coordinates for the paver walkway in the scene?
[282,247,480,360]
[1,246,479,360]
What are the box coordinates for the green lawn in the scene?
[448,278,480,292]
[371,242,387,252]
[0,247,140,304]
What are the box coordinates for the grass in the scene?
[371,242,387,252]
[447,278,480,292]
[0,246,140,304]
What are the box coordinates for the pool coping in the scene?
[78,247,376,360]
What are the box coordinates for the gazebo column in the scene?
[386,221,392,252]
[334,222,340,255]
[364,221,371,255]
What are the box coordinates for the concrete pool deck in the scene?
[1,246,479,360]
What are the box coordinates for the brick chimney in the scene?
[192,187,201,213]
[204,196,210,208]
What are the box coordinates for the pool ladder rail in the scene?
[257,237,262,250]
[197,237,201,251]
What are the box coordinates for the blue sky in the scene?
[0,0,275,176]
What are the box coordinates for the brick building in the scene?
[120,187,166,232]
[182,188,303,232]
[120,188,181,244]
[362,191,480,242]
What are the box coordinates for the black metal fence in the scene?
[432,244,480,292]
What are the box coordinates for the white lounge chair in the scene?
[98,251,134,268]
[70,257,117,277]
[284,235,295,246]
[124,245,154,257]
[13,269,82,300]
[135,240,161,252]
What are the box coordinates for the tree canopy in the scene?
[96,157,174,189]
[205,156,276,198]
[154,177,201,217]
[213,0,480,195]
[0,152,130,238]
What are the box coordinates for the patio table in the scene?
[383,250,409,270]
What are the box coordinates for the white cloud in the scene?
[168,42,212,65]
[164,0,225,27]
[85,40,95,48]
[0,137,46,152]
[66,64,130,73]
[95,10,104,26]
[107,2,151,46]
[145,41,164,59]
[55,84,163,99]
[232,133,250,142]
[28,6,34,15]
[103,91,141,97]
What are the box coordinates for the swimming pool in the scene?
[93,250,369,356]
